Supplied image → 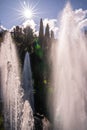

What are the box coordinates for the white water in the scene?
[52,3,87,130]
[0,32,34,130]
[22,52,34,112]
[21,100,34,130]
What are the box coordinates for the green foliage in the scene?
[39,18,44,38]
[11,19,55,117]
[0,114,4,130]
[34,42,43,59]
[45,24,50,38]
[0,115,3,126]
[23,26,34,45]
[0,31,6,44]
[0,37,3,44]
[39,18,44,48]
[51,30,54,39]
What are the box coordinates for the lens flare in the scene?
[15,0,40,21]
[24,8,32,19]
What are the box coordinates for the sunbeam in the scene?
[16,0,40,20]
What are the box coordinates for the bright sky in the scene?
[0,0,87,34]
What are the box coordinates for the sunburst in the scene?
[15,0,40,21]
[23,8,32,19]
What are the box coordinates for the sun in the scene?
[15,1,40,21]
[23,8,33,19]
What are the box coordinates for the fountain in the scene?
[21,100,34,130]
[51,3,87,130]
[22,52,34,112]
[0,32,34,130]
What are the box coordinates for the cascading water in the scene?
[0,32,34,130]
[21,100,34,130]
[22,52,34,112]
[52,3,87,130]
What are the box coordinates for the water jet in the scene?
[52,3,87,130]
[0,32,34,130]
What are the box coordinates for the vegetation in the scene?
[0,102,4,130]
[0,114,4,130]
[0,30,6,45]
[11,18,56,118]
